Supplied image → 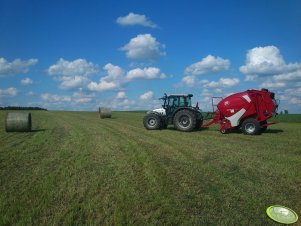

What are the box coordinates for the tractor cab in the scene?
[161,94,193,114]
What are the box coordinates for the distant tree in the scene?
[280,111,283,115]
[284,110,289,114]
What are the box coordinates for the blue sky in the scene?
[1,0,301,112]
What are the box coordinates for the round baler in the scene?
[203,89,278,135]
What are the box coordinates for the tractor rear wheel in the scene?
[241,118,261,135]
[173,110,196,132]
[143,113,162,130]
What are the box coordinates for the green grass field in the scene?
[0,111,300,225]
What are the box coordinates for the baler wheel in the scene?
[241,118,261,135]
[220,128,228,134]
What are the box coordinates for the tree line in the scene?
[0,106,47,111]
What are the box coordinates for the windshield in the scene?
[167,96,191,107]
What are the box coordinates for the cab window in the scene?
[179,97,186,107]
[168,97,179,107]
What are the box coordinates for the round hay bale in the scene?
[5,112,32,132]
[99,107,112,119]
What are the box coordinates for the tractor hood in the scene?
[147,108,166,116]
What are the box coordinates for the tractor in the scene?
[143,93,203,132]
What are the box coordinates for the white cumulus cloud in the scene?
[48,58,99,90]
[185,55,230,76]
[48,58,99,77]
[88,81,118,91]
[273,69,301,81]
[240,46,301,111]
[116,12,158,28]
[73,97,92,103]
[88,64,168,92]
[21,77,33,85]
[41,93,71,103]
[111,98,136,110]
[219,78,240,87]
[87,63,124,92]
[59,76,90,90]
[278,87,301,111]
[27,91,35,96]
[139,91,153,100]
[215,88,223,94]
[260,80,286,89]
[0,57,38,77]
[0,87,18,97]
[182,76,239,89]
[120,34,166,60]
[240,45,301,80]
[182,75,197,87]
[126,67,166,80]
[102,63,125,82]
[116,91,126,99]
[72,91,94,103]
[203,77,240,88]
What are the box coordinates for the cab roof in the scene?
[168,94,193,97]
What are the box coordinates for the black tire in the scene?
[220,128,228,134]
[261,120,267,132]
[195,118,203,130]
[261,126,267,132]
[161,120,168,129]
[241,118,261,135]
[143,113,162,130]
[173,110,196,132]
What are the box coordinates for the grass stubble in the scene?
[0,111,300,225]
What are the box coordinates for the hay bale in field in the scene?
[99,107,112,119]
[5,112,32,132]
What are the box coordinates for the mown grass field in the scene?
[0,111,300,225]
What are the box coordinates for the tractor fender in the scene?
[147,110,165,117]
[238,114,257,126]
[173,107,195,113]
[146,111,168,127]
[147,108,166,116]
[146,111,166,122]
[147,111,161,116]
[173,107,202,117]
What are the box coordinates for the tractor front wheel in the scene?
[173,110,196,132]
[143,113,162,130]
[241,118,261,135]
